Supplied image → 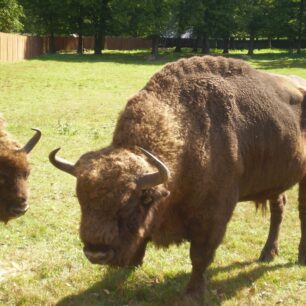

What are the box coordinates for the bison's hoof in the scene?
[259,246,279,262]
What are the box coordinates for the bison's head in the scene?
[0,129,41,223]
[49,147,170,267]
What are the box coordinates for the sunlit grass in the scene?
[0,49,305,305]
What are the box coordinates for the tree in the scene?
[264,0,293,42]
[171,0,203,52]
[260,0,305,52]
[191,0,222,54]
[237,0,272,55]
[85,0,112,55]
[64,0,91,54]
[0,0,23,32]
[20,0,64,53]
[213,0,240,54]
[296,0,305,53]
[198,0,215,54]
[118,0,172,59]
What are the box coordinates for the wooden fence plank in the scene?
[0,33,46,62]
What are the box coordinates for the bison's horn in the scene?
[49,148,76,176]
[21,128,42,154]
[137,148,170,189]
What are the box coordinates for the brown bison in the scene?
[49,56,306,302]
[0,115,41,223]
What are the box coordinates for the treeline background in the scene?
[0,0,305,57]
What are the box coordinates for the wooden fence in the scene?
[50,36,152,51]
[0,33,152,62]
[0,32,47,62]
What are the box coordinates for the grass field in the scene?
[0,49,306,306]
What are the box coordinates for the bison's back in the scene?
[114,56,306,200]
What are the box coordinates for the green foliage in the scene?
[0,0,23,32]
[19,0,65,35]
[170,0,203,36]
[212,0,240,37]
[118,0,173,38]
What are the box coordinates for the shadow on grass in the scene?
[32,48,306,65]
[32,49,195,66]
[55,260,295,306]
[29,49,306,72]
[251,57,306,70]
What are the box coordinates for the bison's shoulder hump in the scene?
[145,56,254,93]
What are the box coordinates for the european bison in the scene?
[0,115,41,223]
[49,56,306,303]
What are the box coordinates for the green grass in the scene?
[0,49,306,305]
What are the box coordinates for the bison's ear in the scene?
[141,187,170,207]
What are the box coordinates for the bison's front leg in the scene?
[298,178,306,265]
[186,239,211,302]
[185,197,237,304]
[259,193,286,262]
[128,238,149,266]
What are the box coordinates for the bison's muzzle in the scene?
[9,201,29,218]
[83,245,114,264]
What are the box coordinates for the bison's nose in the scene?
[83,246,114,264]
[9,201,29,217]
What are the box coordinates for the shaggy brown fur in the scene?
[51,56,306,303]
[0,115,34,222]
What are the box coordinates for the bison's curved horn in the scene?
[49,148,76,176]
[137,148,170,189]
[21,128,42,154]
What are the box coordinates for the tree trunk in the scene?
[268,37,272,49]
[151,36,159,59]
[93,11,106,55]
[223,36,230,54]
[297,0,305,54]
[201,32,210,54]
[288,37,294,53]
[174,36,182,52]
[77,17,83,54]
[49,32,56,53]
[248,33,255,55]
[48,14,56,54]
[77,34,83,54]
[94,32,104,55]
[229,37,235,49]
[193,37,199,52]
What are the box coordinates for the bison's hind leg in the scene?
[298,178,306,265]
[259,193,286,262]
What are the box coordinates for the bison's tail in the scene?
[255,200,268,216]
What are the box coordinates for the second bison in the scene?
[49,56,306,302]
[0,115,41,223]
